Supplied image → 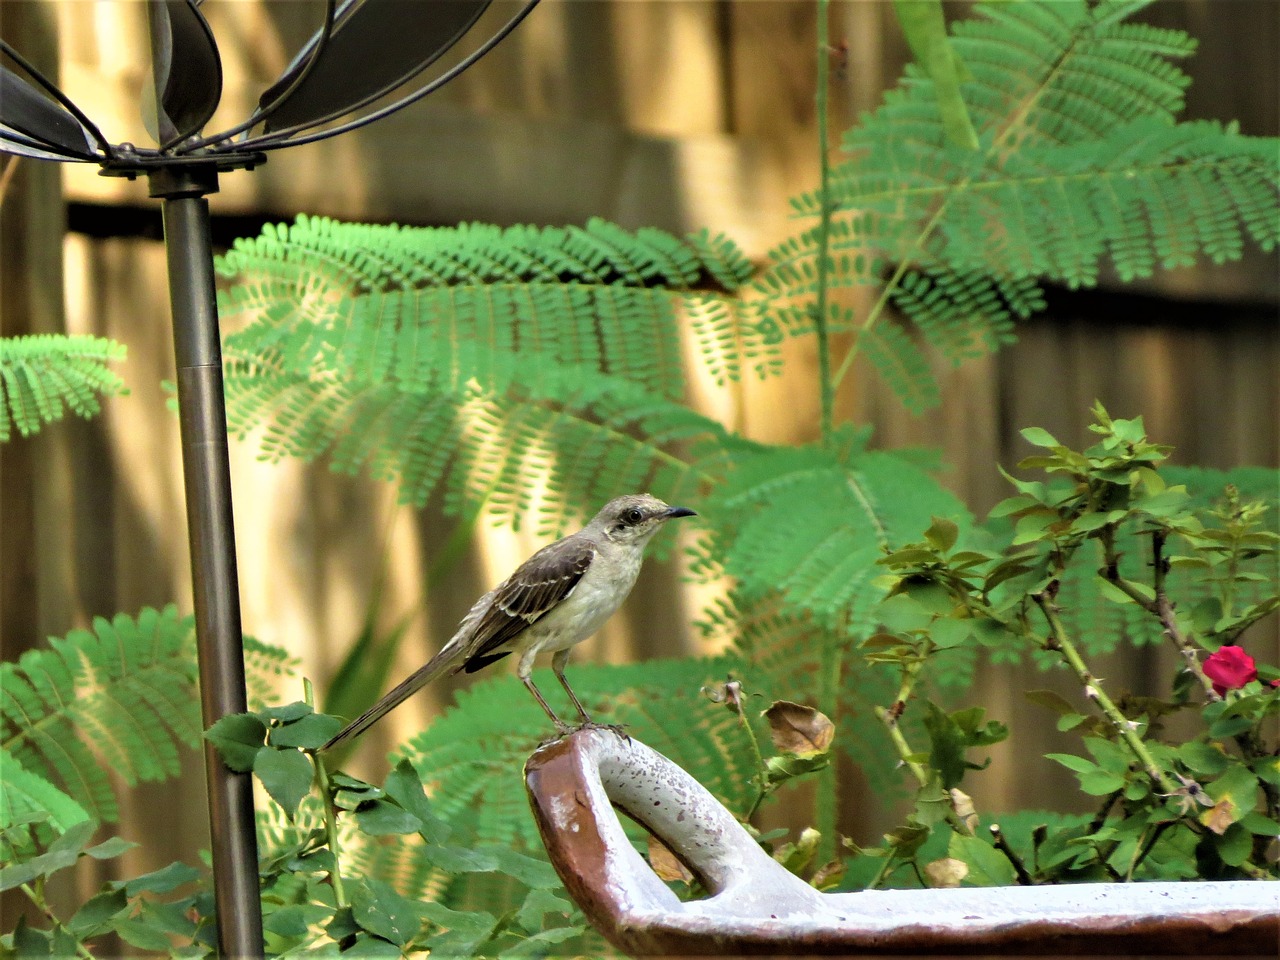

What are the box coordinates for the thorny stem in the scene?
[737,704,771,821]
[1125,820,1172,881]
[874,704,930,789]
[875,656,931,788]
[1101,526,1219,700]
[18,881,95,960]
[990,824,1034,885]
[1033,591,1181,797]
[874,650,978,837]
[306,678,347,908]
[1029,590,1276,879]
[814,0,835,444]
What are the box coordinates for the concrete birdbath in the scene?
[525,728,1278,956]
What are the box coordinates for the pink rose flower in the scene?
[1203,645,1258,696]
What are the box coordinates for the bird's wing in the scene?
[463,536,596,666]
[322,537,596,751]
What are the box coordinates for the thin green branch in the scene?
[1033,592,1179,796]
[737,703,770,821]
[830,17,1089,393]
[814,0,835,444]
[1100,526,1219,701]
[305,678,346,908]
[874,704,930,788]
[18,881,95,960]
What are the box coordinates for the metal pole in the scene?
[150,166,264,960]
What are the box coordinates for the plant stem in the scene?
[1033,592,1179,796]
[1101,526,1219,700]
[1125,820,1171,881]
[874,704,930,788]
[305,678,347,908]
[989,824,1034,885]
[814,643,843,862]
[314,758,347,908]
[737,705,771,820]
[866,852,899,890]
[813,0,835,445]
[19,882,95,960]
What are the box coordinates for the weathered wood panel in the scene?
[3,0,1276,870]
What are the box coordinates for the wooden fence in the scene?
[2,0,1276,899]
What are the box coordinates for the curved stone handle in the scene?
[525,728,1278,956]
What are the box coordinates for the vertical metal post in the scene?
[149,166,263,960]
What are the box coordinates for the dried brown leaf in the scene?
[762,700,834,756]
[647,834,694,883]
[924,856,968,888]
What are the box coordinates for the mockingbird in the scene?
[322,494,696,750]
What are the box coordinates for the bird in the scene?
[322,494,696,750]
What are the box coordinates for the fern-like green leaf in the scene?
[856,323,941,415]
[218,215,769,396]
[0,334,128,442]
[218,218,772,535]
[0,606,293,822]
[0,747,91,832]
[759,1,1278,410]
[703,437,972,632]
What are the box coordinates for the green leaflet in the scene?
[0,606,293,823]
[767,1,1276,410]
[0,334,128,442]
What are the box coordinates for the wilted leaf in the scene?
[762,701,834,756]
[810,858,845,890]
[1200,798,1236,835]
[950,788,978,834]
[647,835,693,883]
[773,827,821,875]
[701,678,744,714]
[924,856,967,888]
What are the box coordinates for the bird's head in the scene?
[592,493,696,546]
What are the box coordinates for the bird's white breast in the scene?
[526,543,644,654]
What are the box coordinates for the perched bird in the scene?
[322,494,696,750]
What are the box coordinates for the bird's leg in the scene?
[552,650,628,740]
[520,675,574,736]
[551,649,594,725]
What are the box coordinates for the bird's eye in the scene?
[622,508,644,525]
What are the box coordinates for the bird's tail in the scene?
[321,643,462,751]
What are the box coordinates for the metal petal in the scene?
[0,66,96,158]
[257,0,491,135]
[146,0,222,146]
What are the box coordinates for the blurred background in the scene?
[2,0,1277,902]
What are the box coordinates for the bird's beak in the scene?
[663,506,697,520]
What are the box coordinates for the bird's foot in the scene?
[552,719,576,737]
[575,719,630,742]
